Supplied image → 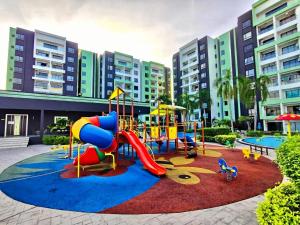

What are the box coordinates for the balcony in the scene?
[277,15,297,32]
[286,88,300,99]
[282,59,300,70]
[282,45,299,55]
[261,52,276,61]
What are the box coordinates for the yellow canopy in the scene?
[109,87,125,100]
[150,104,186,115]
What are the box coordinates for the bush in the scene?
[197,135,215,142]
[257,182,300,225]
[277,135,300,188]
[214,135,236,145]
[229,132,241,138]
[42,135,70,145]
[246,130,264,137]
[197,127,231,136]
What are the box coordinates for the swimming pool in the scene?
[241,136,285,149]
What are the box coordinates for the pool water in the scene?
[242,136,285,149]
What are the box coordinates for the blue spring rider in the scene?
[218,158,238,181]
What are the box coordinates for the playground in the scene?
[0,87,283,214]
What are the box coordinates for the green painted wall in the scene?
[6,27,16,90]
[79,50,97,98]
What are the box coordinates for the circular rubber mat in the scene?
[0,146,282,214]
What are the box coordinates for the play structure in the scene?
[70,87,166,177]
[218,158,238,181]
[139,104,205,158]
[242,148,261,161]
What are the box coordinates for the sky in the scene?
[0,0,255,90]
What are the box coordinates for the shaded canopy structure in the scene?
[150,104,186,116]
[275,114,300,137]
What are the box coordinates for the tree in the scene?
[238,116,253,131]
[47,118,70,134]
[194,89,212,126]
[177,93,198,125]
[238,75,270,131]
[157,94,172,105]
[214,69,235,132]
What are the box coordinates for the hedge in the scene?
[197,127,231,136]
[257,182,300,225]
[277,135,300,188]
[214,135,236,145]
[197,135,215,143]
[246,130,264,137]
[42,135,70,145]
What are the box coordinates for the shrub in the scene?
[197,135,215,142]
[229,132,241,138]
[42,135,70,145]
[197,127,231,136]
[277,135,300,188]
[246,130,264,137]
[214,135,236,145]
[257,182,300,225]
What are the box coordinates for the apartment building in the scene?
[253,0,300,132]
[6,28,78,96]
[78,50,98,98]
[172,37,219,126]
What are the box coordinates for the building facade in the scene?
[6,28,78,96]
[253,0,300,132]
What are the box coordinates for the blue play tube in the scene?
[80,124,114,149]
[98,111,118,133]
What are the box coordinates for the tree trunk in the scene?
[247,121,251,131]
[229,99,234,132]
[254,95,258,131]
[203,108,207,127]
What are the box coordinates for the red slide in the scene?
[121,130,166,176]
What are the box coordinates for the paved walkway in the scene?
[0,143,274,225]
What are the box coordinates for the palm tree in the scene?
[194,89,212,126]
[214,69,235,132]
[238,75,270,131]
[157,93,172,105]
[177,93,198,124]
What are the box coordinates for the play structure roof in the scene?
[150,104,186,115]
[109,87,125,100]
[275,114,300,121]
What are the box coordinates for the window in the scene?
[242,20,251,29]
[261,51,276,61]
[15,45,24,51]
[199,44,205,51]
[134,78,138,82]
[107,74,113,79]
[66,85,73,91]
[269,91,279,99]
[244,44,253,53]
[134,86,138,90]
[225,111,229,116]
[54,116,68,123]
[201,63,206,69]
[201,83,207,89]
[200,54,205,60]
[67,47,75,54]
[221,60,225,65]
[266,106,281,116]
[221,50,225,55]
[107,82,113,87]
[224,101,228,105]
[82,71,86,76]
[134,70,138,75]
[13,78,22,84]
[81,80,86,84]
[134,93,138,98]
[259,24,273,34]
[82,56,86,60]
[246,69,255,77]
[201,72,206,78]
[44,43,58,50]
[66,76,73,81]
[67,66,74,72]
[145,80,149,85]
[67,57,74,63]
[134,63,138,68]
[220,41,224,46]
[283,58,300,69]
[14,66,23,73]
[145,87,149,92]
[81,88,86,93]
[244,56,254,65]
[15,56,23,62]
[262,63,277,74]
[108,65,113,70]
[265,3,287,17]
[16,33,24,40]
[107,57,113,62]
[82,63,86,67]
[282,44,299,55]
[243,31,252,41]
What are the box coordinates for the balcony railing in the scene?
[259,25,273,35]
[283,60,300,69]
[279,15,296,26]
[282,45,299,55]
[34,73,48,79]
[261,52,276,61]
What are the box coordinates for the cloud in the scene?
[0,0,255,89]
